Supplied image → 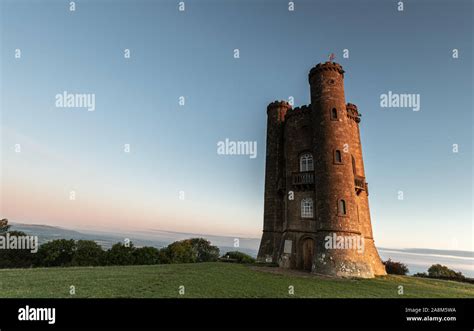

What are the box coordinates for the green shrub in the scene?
[413,265,472,283]
[221,251,255,264]
[383,259,409,275]
[427,264,465,281]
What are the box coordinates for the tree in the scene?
[0,218,10,234]
[189,238,220,262]
[163,238,220,264]
[104,242,136,265]
[35,239,76,267]
[165,240,196,263]
[157,247,171,264]
[71,240,104,266]
[133,246,161,265]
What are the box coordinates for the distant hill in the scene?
[9,223,260,257]
[378,247,474,259]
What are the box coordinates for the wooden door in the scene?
[302,238,314,271]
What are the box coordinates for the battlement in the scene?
[267,100,292,112]
[346,103,361,123]
[285,104,311,120]
[267,100,292,122]
[346,103,358,111]
[308,61,345,83]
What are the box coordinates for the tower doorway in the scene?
[302,238,314,271]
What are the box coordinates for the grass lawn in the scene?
[0,262,472,298]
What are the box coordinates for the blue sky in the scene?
[0,0,472,250]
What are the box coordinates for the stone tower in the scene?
[257,61,386,278]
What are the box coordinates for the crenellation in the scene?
[346,103,361,123]
[284,104,311,120]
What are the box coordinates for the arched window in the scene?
[335,150,342,164]
[351,155,356,175]
[301,198,313,218]
[338,199,347,215]
[300,153,314,172]
[331,108,338,120]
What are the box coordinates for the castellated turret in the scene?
[257,62,386,278]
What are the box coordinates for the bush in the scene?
[413,265,472,283]
[71,240,104,266]
[221,251,255,264]
[427,264,465,281]
[35,239,76,267]
[383,259,409,275]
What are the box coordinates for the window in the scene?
[331,108,338,120]
[338,199,347,215]
[301,198,314,218]
[335,150,342,164]
[300,153,314,172]
[351,155,357,175]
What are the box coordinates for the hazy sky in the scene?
[1,0,472,250]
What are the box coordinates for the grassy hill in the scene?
[0,262,472,298]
